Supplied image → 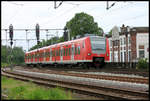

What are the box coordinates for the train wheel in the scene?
[82,63,89,69]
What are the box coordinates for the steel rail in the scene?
[15,67,149,84]
[1,69,149,100]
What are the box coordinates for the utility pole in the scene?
[5,29,8,64]
[25,30,29,51]
[27,39,30,51]
[54,1,63,9]
[106,1,116,10]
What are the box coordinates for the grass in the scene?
[2,76,72,100]
[1,62,10,68]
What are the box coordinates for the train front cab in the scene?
[88,36,110,68]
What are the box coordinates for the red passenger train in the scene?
[25,35,110,68]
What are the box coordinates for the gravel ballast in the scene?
[13,69,148,92]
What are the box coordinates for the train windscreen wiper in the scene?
[93,48,105,50]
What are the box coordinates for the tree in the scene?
[108,29,112,36]
[1,45,25,64]
[65,12,103,38]
[12,46,25,64]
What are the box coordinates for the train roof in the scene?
[26,35,105,54]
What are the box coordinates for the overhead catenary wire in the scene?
[94,2,137,20]
[104,13,148,32]
[5,4,24,27]
[40,4,80,27]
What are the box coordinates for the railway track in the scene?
[14,67,149,84]
[1,69,149,100]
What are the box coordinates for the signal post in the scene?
[9,24,13,71]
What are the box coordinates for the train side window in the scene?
[66,48,68,56]
[72,47,73,54]
[50,50,51,57]
[66,48,67,56]
[69,48,70,56]
[61,48,62,56]
[46,51,47,57]
[58,49,59,56]
[56,50,57,57]
[47,51,48,57]
[52,50,53,57]
[58,49,60,56]
[59,49,61,56]
[49,50,50,57]
[54,50,56,57]
[50,50,52,57]
[57,49,59,56]
[43,51,47,58]
[56,50,57,56]
[78,46,80,54]
[38,53,40,58]
[61,48,63,56]
[53,51,54,57]
[48,51,49,57]
[63,48,65,56]
[82,41,85,48]
[75,47,77,55]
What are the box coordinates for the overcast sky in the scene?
[1,1,149,51]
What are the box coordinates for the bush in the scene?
[136,58,149,70]
[1,63,9,68]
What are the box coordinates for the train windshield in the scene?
[90,36,106,54]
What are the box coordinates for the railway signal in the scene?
[9,24,13,46]
[9,24,14,71]
[63,27,68,41]
[36,23,40,45]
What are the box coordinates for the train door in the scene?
[71,44,74,61]
[60,46,63,62]
[50,48,52,62]
[55,46,56,63]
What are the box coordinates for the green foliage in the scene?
[136,58,149,70]
[1,45,25,65]
[29,36,64,51]
[65,12,103,38]
[24,87,71,100]
[108,29,112,36]
[12,47,25,64]
[1,63,10,68]
[2,76,72,100]
[29,12,103,51]
[8,86,26,99]
[1,46,11,63]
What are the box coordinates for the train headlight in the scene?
[88,53,91,56]
[107,53,109,56]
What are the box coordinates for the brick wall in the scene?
[130,31,137,61]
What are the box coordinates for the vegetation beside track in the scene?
[2,76,72,100]
[136,58,149,71]
[1,45,25,65]
[1,63,10,68]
